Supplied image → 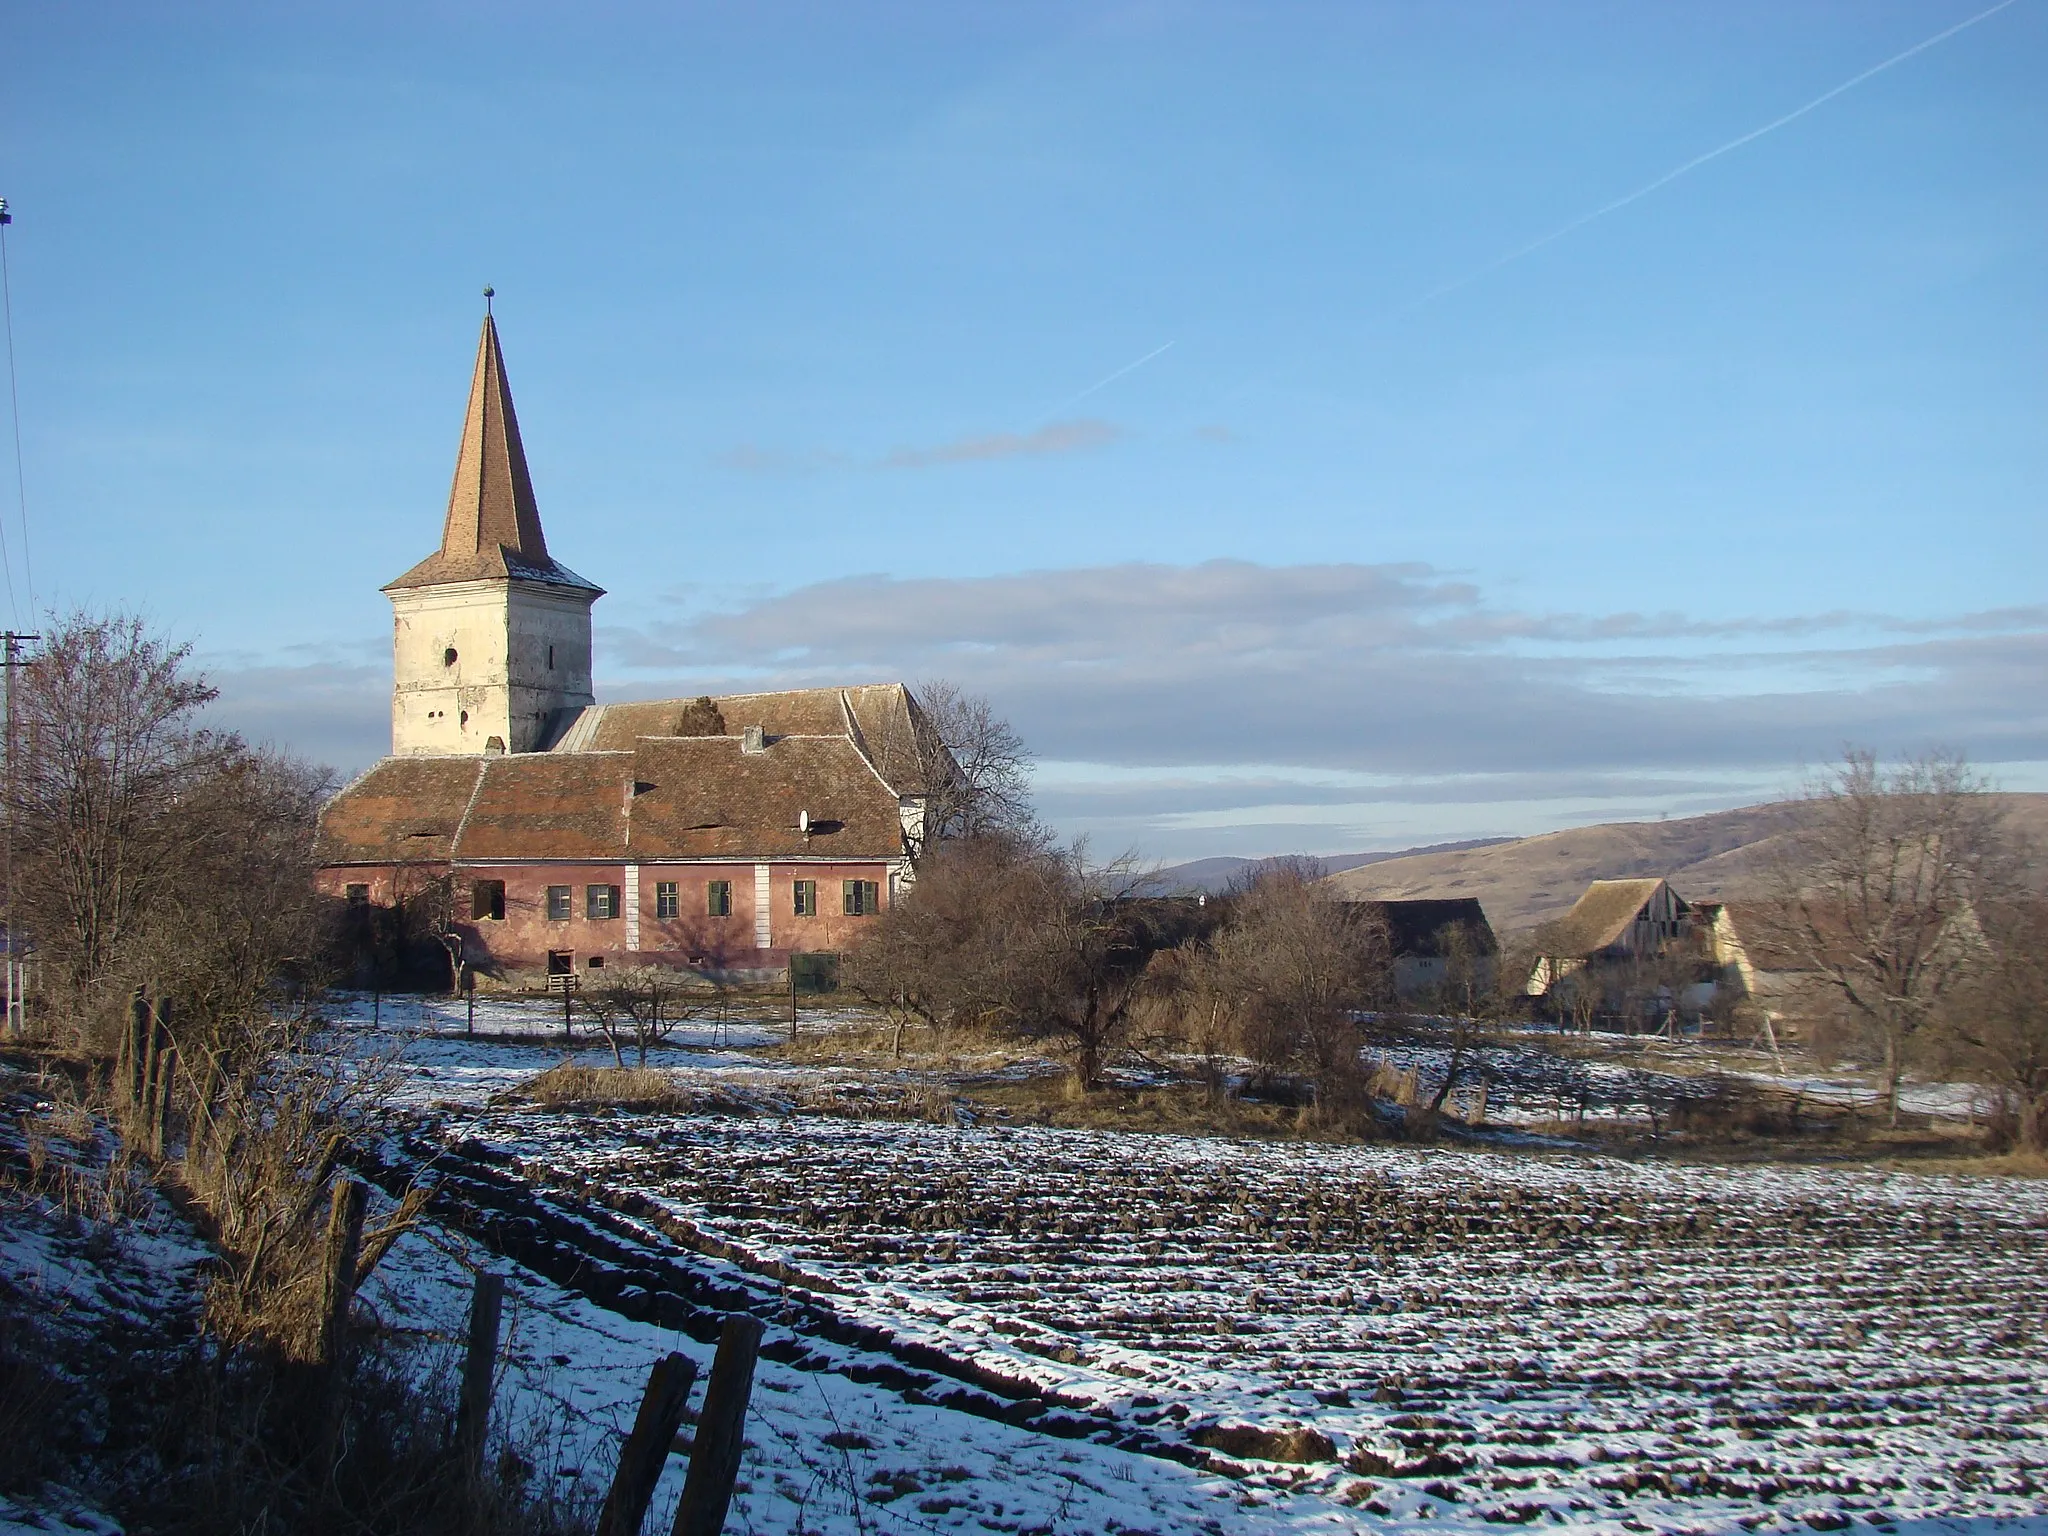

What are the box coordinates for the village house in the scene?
[1341,898,1497,1000]
[1694,897,1982,1055]
[1523,877,1691,996]
[313,311,942,985]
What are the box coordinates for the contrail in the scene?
[1046,340,1175,418]
[1390,0,2022,319]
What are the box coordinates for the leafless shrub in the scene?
[1664,1077,1806,1140]
[845,833,1201,1088]
[578,965,728,1068]
[1176,865,1390,1122]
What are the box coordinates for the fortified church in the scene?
[314,312,939,985]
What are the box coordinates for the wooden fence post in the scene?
[670,1316,763,1536]
[596,1352,698,1536]
[137,987,160,1122]
[453,1271,505,1480]
[313,1178,369,1462]
[151,1046,177,1159]
[316,1179,369,1369]
[190,1049,222,1174]
[119,987,145,1109]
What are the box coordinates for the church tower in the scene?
[383,310,603,756]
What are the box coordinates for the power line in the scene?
[0,201,25,627]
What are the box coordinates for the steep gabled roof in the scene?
[1344,898,1497,957]
[384,314,602,594]
[456,752,631,859]
[1538,878,1673,957]
[547,684,938,796]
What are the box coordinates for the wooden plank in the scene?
[596,1351,697,1536]
[315,1178,369,1369]
[670,1316,763,1536]
[453,1271,505,1481]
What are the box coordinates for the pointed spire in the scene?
[384,305,602,594]
[440,312,549,565]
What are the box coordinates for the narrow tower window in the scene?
[548,645,556,669]
[443,647,458,667]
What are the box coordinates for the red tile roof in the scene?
[550,684,936,794]
[317,733,904,865]
[313,756,483,864]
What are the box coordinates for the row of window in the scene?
[466,878,882,922]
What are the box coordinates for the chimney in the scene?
[741,724,767,755]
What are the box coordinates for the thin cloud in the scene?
[884,418,1122,469]
[205,561,2048,856]
[605,561,2048,779]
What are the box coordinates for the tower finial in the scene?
[483,284,495,316]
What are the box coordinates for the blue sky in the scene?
[2,1,2042,859]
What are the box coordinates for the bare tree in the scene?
[1765,748,2018,1125]
[906,680,1037,858]
[128,747,337,1044]
[11,612,232,996]
[1932,898,2048,1151]
[840,834,1006,1056]
[584,964,725,1067]
[7,611,345,1049]
[992,848,1194,1089]
[1188,866,1391,1113]
[1416,919,1511,1114]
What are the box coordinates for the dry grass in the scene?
[520,1062,687,1109]
[793,1080,965,1126]
[2,1045,587,1536]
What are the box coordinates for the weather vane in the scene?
[483,284,494,315]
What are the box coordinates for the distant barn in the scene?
[1341,898,1496,999]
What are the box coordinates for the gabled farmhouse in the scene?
[1699,901,1804,1006]
[1696,897,1982,1049]
[1342,898,1496,999]
[1524,877,1690,995]
[314,312,941,985]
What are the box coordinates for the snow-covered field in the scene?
[324,994,2048,1534]
[361,1196,1366,1536]
[11,996,2041,1535]
[1359,1037,1976,1127]
[443,1107,2046,1532]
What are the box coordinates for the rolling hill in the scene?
[1321,794,2048,933]
[1151,840,1515,894]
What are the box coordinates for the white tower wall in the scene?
[390,579,595,755]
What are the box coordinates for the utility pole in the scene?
[2,632,38,1037]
